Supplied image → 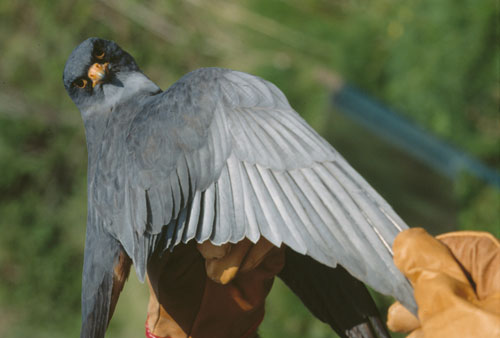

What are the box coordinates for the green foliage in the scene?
[0,116,85,336]
[0,1,497,337]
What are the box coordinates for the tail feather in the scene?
[80,219,129,338]
[278,247,390,338]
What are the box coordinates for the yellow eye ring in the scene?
[74,78,88,89]
[95,51,105,59]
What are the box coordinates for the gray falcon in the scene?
[63,37,416,338]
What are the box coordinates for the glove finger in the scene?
[205,239,253,284]
[240,237,275,273]
[386,301,420,333]
[393,228,478,322]
[393,228,470,285]
[437,231,500,300]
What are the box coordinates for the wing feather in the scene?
[154,182,173,226]
[243,163,283,246]
[196,183,215,242]
[331,160,406,232]
[226,156,246,242]
[171,201,188,249]
[182,190,201,244]
[257,166,308,254]
[169,171,182,218]
[273,109,333,158]
[239,161,261,243]
[176,155,191,203]
[272,171,331,254]
[211,165,234,244]
[245,111,286,167]
[325,162,399,250]
[261,112,312,163]
[280,171,354,265]
[146,187,163,227]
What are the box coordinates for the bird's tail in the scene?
[278,247,391,338]
[80,215,131,338]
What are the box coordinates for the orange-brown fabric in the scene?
[387,228,500,338]
[146,239,285,338]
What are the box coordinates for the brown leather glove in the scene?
[145,238,285,338]
[387,228,500,338]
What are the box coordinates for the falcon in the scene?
[63,37,416,338]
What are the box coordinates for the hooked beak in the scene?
[88,63,109,87]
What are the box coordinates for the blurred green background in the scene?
[0,0,498,337]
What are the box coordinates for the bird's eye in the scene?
[95,50,105,59]
[74,78,88,89]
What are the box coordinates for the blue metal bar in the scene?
[331,85,500,189]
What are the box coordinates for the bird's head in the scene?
[63,37,157,118]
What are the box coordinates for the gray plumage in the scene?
[63,37,416,338]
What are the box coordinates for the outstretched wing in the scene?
[97,67,416,312]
